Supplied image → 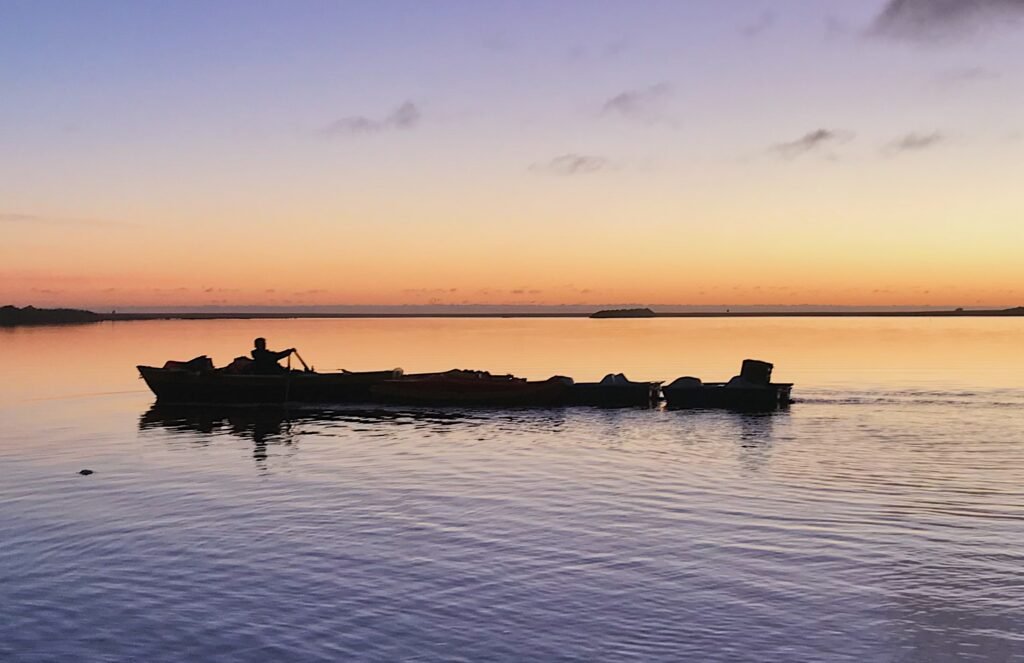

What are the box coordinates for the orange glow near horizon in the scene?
[4,212,1022,309]
[6,152,1023,309]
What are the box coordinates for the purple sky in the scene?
[2,1,1023,308]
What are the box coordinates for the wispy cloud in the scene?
[870,0,1024,40]
[741,11,775,37]
[0,213,38,223]
[530,154,611,175]
[568,38,629,62]
[321,101,421,136]
[768,129,852,159]
[824,14,854,39]
[935,66,1000,85]
[403,288,460,296]
[601,83,672,122]
[884,131,945,155]
[0,212,132,228]
[480,32,513,52]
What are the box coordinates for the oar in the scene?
[285,354,292,401]
[293,349,311,372]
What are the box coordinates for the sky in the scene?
[2,0,1023,310]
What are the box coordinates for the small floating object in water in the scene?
[78,469,94,475]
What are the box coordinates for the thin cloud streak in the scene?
[768,129,851,159]
[741,11,775,37]
[936,66,1000,85]
[0,212,133,228]
[601,83,672,122]
[529,154,611,175]
[884,131,945,154]
[0,213,37,223]
[321,101,421,136]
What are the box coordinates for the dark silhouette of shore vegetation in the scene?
[1,305,102,326]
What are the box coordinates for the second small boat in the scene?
[663,359,792,410]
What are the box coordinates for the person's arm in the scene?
[272,348,294,360]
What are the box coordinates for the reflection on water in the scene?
[3,319,1024,662]
[140,404,300,465]
[140,404,294,442]
[138,403,583,471]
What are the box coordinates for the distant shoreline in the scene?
[4,304,1024,327]
[105,309,1024,320]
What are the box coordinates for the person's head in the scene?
[254,337,266,350]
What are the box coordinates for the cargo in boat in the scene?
[370,370,572,406]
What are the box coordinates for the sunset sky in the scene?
[2,0,1023,310]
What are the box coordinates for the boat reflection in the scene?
[139,404,304,466]
[667,406,789,472]
[140,403,300,444]
[728,410,784,472]
[138,403,571,453]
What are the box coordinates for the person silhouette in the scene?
[251,337,295,374]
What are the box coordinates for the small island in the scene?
[590,308,657,319]
[0,305,102,327]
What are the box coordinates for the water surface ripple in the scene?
[2,319,1024,661]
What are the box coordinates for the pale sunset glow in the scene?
[2,0,1023,309]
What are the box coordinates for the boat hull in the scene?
[370,376,571,406]
[663,383,793,410]
[138,366,402,404]
[568,383,661,407]
[139,366,794,410]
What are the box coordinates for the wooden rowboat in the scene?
[137,365,402,404]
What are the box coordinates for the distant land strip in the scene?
[4,304,1024,327]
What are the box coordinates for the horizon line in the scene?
[11,302,1022,314]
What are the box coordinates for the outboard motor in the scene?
[739,359,773,386]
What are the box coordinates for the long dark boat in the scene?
[137,365,402,404]
[138,355,793,410]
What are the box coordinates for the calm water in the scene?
[2,318,1024,662]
